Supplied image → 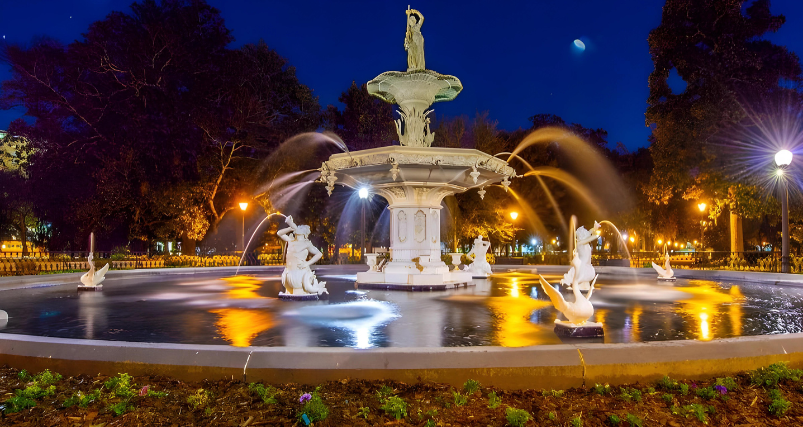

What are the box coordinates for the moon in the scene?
[573,39,586,51]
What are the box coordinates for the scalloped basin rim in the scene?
[367,69,463,104]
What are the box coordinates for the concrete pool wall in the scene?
[1,264,802,389]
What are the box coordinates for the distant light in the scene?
[573,39,586,50]
[239,202,248,211]
[698,202,707,212]
[622,233,628,240]
[775,149,793,166]
[657,239,663,245]
[358,188,369,199]
[776,168,785,177]
[531,239,536,246]
[629,236,635,243]
[509,211,519,220]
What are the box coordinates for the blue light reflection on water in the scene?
[1,269,803,348]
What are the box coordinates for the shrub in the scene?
[452,391,468,406]
[463,379,481,395]
[768,389,791,417]
[488,391,502,409]
[297,388,329,423]
[380,396,407,420]
[104,373,136,399]
[625,413,643,427]
[63,389,101,408]
[248,383,279,404]
[187,389,212,409]
[751,362,803,387]
[505,407,531,427]
[593,383,612,395]
[696,386,717,400]
[618,387,642,402]
[542,389,564,398]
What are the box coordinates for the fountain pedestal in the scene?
[554,321,604,338]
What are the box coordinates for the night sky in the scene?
[1,0,802,150]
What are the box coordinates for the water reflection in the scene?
[1,269,802,347]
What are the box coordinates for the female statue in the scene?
[405,8,425,71]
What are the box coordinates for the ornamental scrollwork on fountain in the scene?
[396,106,435,147]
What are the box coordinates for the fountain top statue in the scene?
[366,7,462,147]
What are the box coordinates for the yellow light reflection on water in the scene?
[676,281,739,341]
[211,308,273,347]
[211,275,273,347]
[485,273,560,347]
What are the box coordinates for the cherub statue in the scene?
[560,221,601,291]
[277,216,328,296]
[464,235,492,276]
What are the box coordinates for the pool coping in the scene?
[1,264,802,389]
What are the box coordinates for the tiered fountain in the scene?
[320,7,517,290]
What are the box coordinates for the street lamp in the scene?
[509,211,519,256]
[776,149,793,273]
[239,202,248,252]
[359,188,369,262]
[698,202,706,252]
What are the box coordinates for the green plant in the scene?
[505,407,531,427]
[17,370,33,382]
[187,388,212,409]
[661,393,673,404]
[686,404,708,423]
[424,420,436,427]
[656,375,678,390]
[104,373,136,399]
[679,383,689,396]
[63,389,101,408]
[608,414,621,425]
[146,389,167,398]
[380,396,407,420]
[488,391,501,409]
[463,379,481,394]
[548,411,556,421]
[618,387,642,402]
[696,386,717,400]
[298,388,329,423]
[593,383,612,395]
[751,362,803,387]
[625,413,643,427]
[768,388,791,417]
[3,393,36,414]
[108,401,130,417]
[453,391,468,406]
[570,415,583,427]
[715,376,738,391]
[248,383,279,404]
[31,370,62,386]
[357,406,370,418]
[541,389,564,398]
[376,384,395,401]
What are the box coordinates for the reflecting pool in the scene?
[2,266,802,348]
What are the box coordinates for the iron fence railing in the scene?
[0,250,288,277]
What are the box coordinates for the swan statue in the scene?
[652,249,676,281]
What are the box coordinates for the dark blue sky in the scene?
[1,0,802,150]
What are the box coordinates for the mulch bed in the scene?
[0,364,802,426]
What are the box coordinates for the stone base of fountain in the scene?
[77,285,103,292]
[554,320,604,338]
[657,276,677,282]
[278,292,329,301]
[357,280,472,292]
[357,257,474,291]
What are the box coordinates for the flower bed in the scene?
[0,363,802,425]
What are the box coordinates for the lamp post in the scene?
[776,149,793,273]
[359,187,369,262]
[239,202,248,252]
[698,202,706,252]
[509,211,519,256]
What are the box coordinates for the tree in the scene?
[324,82,395,150]
[646,0,802,249]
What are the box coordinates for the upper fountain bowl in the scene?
[367,69,462,106]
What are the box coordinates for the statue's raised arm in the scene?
[277,215,297,242]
